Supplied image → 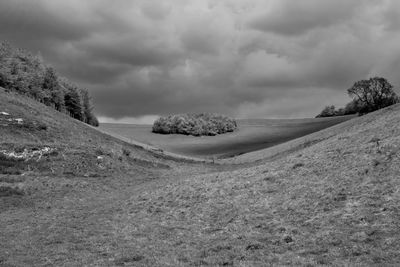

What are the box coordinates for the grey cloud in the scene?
[235,87,351,119]
[180,17,227,56]
[1,0,400,120]
[58,61,131,85]
[248,0,367,36]
[80,38,183,68]
[93,80,234,119]
[140,1,172,20]
[0,1,94,43]
[382,1,400,32]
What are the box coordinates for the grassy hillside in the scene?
[100,115,354,159]
[1,87,400,266]
[117,104,400,266]
[0,88,224,266]
[0,87,175,177]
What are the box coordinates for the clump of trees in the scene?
[0,42,99,126]
[316,77,399,118]
[316,105,343,118]
[152,113,237,136]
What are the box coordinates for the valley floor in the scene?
[100,116,353,159]
[1,161,246,266]
[1,89,400,266]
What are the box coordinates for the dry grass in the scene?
[1,87,400,266]
[108,104,400,266]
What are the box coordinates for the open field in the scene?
[2,88,400,266]
[100,116,354,159]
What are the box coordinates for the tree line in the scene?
[0,42,99,126]
[316,77,399,118]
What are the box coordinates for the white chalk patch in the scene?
[0,147,53,161]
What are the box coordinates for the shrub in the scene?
[316,105,337,118]
[152,113,237,136]
[343,99,364,115]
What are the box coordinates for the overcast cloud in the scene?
[1,0,400,123]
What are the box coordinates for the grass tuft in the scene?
[0,185,24,197]
[292,162,305,169]
[114,255,145,265]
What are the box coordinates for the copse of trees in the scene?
[316,77,399,118]
[0,42,99,126]
[152,113,237,136]
[316,105,342,118]
[316,99,362,118]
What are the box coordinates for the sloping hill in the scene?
[221,114,363,164]
[0,88,221,266]
[1,87,400,266]
[109,104,400,265]
[0,87,175,175]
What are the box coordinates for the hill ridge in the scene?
[119,103,400,265]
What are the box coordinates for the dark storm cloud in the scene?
[78,37,183,69]
[248,0,364,36]
[0,1,90,42]
[1,0,400,123]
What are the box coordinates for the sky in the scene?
[1,0,400,124]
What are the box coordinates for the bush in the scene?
[343,99,364,115]
[152,113,237,136]
[316,105,346,118]
[316,105,337,118]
